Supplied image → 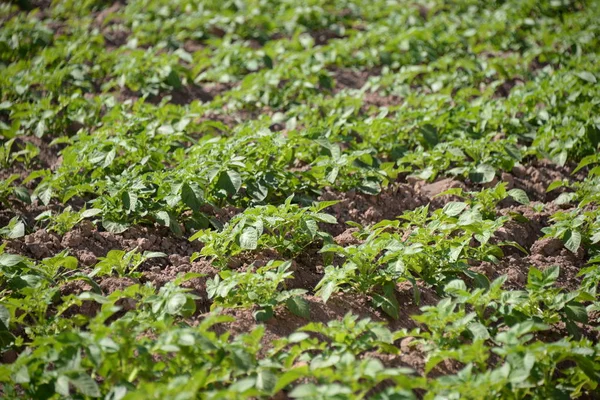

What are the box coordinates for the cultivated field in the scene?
[1,0,600,398]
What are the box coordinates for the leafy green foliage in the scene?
[191,197,336,266]
[207,260,308,320]
[92,248,166,278]
[541,208,600,253]
[1,0,600,399]
[316,204,506,316]
[35,207,102,235]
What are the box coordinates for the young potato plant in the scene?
[0,217,25,239]
[102,47,189,97]
[35,207,102,236]
[288,314,420,398]
[0,137,39,168]
[0,248,100,340]
[0,174,30,207]
[548,154,600,207]
[207,260,309,321]
[1,271,419,400]
[437,182,530,219]
[309,139,389,195]
[317,204,508,318]
[0,16,53,63]
[549,175,600,208]
[399,135,523,184]
[410,271,599,398]
[541,208,600,253]
[316,225,404,319]
[91,248,167,278]
[191,197,337,267]
[426,332,600,399]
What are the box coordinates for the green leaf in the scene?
[467,271,490,289]
[102,219,128,234]
[155,211,171,227]
[69,372,101,397]
[255,369,277,392]
[81,208,102,219]
[326,167,339,184]
[541,265,560,284]
[217,170,242,196]
[554,192,577,205]
[165,69,182,89]
[144,251,167,259]
[565,319,581,339]
[273,366,309,393]
[13,186,30,204]
[371,284,399,319]
[122,191,138,212]
[38,187,53,205]
[167,293,188,315]
[182,182,203,212]
[180,297,196,317]
[573,155,599,174]
[591,230,600,244]
[248,181,268,201]
[289,384,318,398]
[0,253,26,267]
[575,71,597,83]
[546,180,565,192]
[286,296,310,319]
[239,227,258,250]
[301,219,318,237]
[317,280,336,303]
[253,306,273,322]
[158,124,175,135]
[0,305,9,329]
[13,367,30,384]
[55,375,70,396]
[288,332,310,343]
[564,230,581,253]
[313,213,337,224]
[507,189,530,205]
[1,219,24,239]
[103,149,116,168]
[358,179,381,195]
[442,201,467,216]
[469,164,496,183]
[444,279,468,294]
[468,322,490,340]
[564,302,588,324]
[419,124,439,149]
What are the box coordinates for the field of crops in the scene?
[1,0,600,398]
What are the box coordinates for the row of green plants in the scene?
[1,0,600,399]
[1,0,599,231]
[1,200,599,398]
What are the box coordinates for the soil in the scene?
[310,29,345,46]
[319,182,429,235]
[362,91,403,111]
[509,159,583,202]
[331,67,381,93]
[5,222,202,266]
